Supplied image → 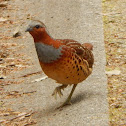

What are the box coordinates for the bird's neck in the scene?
[30,28,65,63]
[30,29,62,48]
[31,29,52,43]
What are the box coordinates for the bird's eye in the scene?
[35,25,40,29]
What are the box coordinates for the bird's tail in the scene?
[82,43,93,51]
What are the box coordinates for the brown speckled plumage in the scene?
[41,39,94,85]
[26,20,94,107]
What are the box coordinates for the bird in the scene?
[26,20,94,108]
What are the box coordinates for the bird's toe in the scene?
[52,87,63,99]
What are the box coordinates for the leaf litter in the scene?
[103,0,126,125]
[0,1,37,125]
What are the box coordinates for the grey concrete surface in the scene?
[4,0,109,126]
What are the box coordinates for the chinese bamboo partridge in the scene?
[26,20,94,107]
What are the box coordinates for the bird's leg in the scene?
[58,84,77,108]
[52,85,67,99]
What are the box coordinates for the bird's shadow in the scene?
[35,91,95,118]
[71,92,86,104]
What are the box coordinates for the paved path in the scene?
[4,0,109,125]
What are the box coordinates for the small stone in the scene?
[0,4,7,7]
[13,27,21,37]
[3,113,10,116]
[0,76,6,79]
[115,104,121,108]
[13,31,21,37]
[0,1,7,7]
[0,59,4,64]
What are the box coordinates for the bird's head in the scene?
[26,20,47,42]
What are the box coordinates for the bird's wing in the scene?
[57,39,94,68]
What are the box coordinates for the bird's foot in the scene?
[57,84,77,109]
[52,86,65,99]
[57,100,72,109]
[52,87,63,99]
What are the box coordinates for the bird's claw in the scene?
[52,86,63,99]
[57,101,72,109]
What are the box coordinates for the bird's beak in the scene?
[25,26,33,32]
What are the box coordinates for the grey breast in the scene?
[35,42,63,63]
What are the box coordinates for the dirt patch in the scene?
[0,0,37,125]
[102,0,126,125]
